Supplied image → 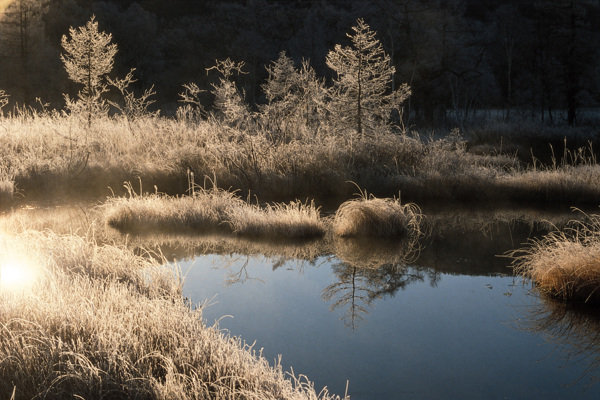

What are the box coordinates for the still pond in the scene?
[171,205,600,400]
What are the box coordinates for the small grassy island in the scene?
[509,212,600,304]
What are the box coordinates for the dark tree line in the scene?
[0,0,598,126]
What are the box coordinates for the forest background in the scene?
[0,0,599,128]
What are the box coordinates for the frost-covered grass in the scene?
[0,231,344,400]
[332,189,423,239]
[227,200,326,238]
[103,186,327,239]
[104,185,244,233]
[2,113,600,205]
[508,212,600,303]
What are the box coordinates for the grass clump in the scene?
[104,183,244,233]
[228,200,326,238]
[104,184,326,239]
[508,211,600,303]
[0,231,343,400]
[333,188,423,238]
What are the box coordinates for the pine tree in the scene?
[326,18,410,137]
[61,15,117,128]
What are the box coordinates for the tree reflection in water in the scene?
[518,295,600,388]
[323,236,439,330]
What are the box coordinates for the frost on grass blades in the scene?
[508,210,600,304]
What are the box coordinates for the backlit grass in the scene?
[227,200,326,238]
[104,184,244,233]
[0,231,344,400]
[333,189,423,238]
[508,211,600,303]
[104,186,326,239]
[4,113,600,206]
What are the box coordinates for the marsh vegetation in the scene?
[0,3,600,399]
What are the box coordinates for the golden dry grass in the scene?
[0,231,344,400]
[2,112,600,205]
[509,212,600,303]
[103,187,327,239]
[103,185,243,233]
[227,200,326,238]
[332,190,423,238]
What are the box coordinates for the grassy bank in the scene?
[0,231,344,400]
[508,211,600,303]
[2,113,600,206]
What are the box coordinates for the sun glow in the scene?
[0,256,39,291]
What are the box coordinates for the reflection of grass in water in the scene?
[0,231,344,400]
[518,296,600,387]
[508,211,600,303]
[333,236,420,270]
[124,232,329,265]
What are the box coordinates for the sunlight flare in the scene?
[0,255,39,291]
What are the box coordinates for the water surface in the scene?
[176,208,600,400]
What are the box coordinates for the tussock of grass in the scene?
[104,187,326,239]
[0,231,343,400]
[228,200,326,238]
[508,212,600,303]
[104,186,243,233]
[333,190,423,238]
